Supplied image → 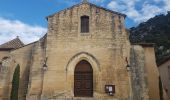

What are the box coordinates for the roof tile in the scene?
[0,37,24,49]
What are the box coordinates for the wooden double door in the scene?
[74,60,93,97]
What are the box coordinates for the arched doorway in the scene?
[74,60,93,97]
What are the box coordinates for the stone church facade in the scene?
[0,1,162,100]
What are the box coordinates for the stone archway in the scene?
[74,60,93,97]
[65,52,100,97]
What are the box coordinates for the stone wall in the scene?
[130,45,149,100]
[0,55,16,100]
[158,59,170,99]
[0,43,37,100]
[0,2,163,100]
[130,45,162,100]
[31,2,132,100]
[0,51,10,60]
[10,43,35,100]
[142,46,160,100]
[27,37,47,100]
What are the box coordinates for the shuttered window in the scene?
[81,16,89,33]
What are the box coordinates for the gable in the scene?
[47,2,126,19]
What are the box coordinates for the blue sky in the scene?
[0,0,169,44]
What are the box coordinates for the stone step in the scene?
[48,97,95,100]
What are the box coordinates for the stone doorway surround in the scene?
[65,52,101,98]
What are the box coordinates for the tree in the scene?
[10,64,20,100]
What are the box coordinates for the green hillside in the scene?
[130,11,170,63]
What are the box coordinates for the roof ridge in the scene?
[88,2,126,17]
[47,1,126,18]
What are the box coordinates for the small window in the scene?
[81,16,89,33]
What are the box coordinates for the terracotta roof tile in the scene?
[0,37,24,49]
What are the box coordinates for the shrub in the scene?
[10,64,20,100]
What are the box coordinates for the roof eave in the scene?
[0,48,13,51]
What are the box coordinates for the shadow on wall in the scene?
[19,59,33,100]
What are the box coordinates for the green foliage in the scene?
[130,12,170,63]
[10,64,20,100]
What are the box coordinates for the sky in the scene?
[0,0,169,44]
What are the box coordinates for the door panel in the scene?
[74,60,93,97]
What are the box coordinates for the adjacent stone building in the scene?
[158,56,170,99]
[0,1,162,100]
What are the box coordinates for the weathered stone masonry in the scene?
[0,1,161,100]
